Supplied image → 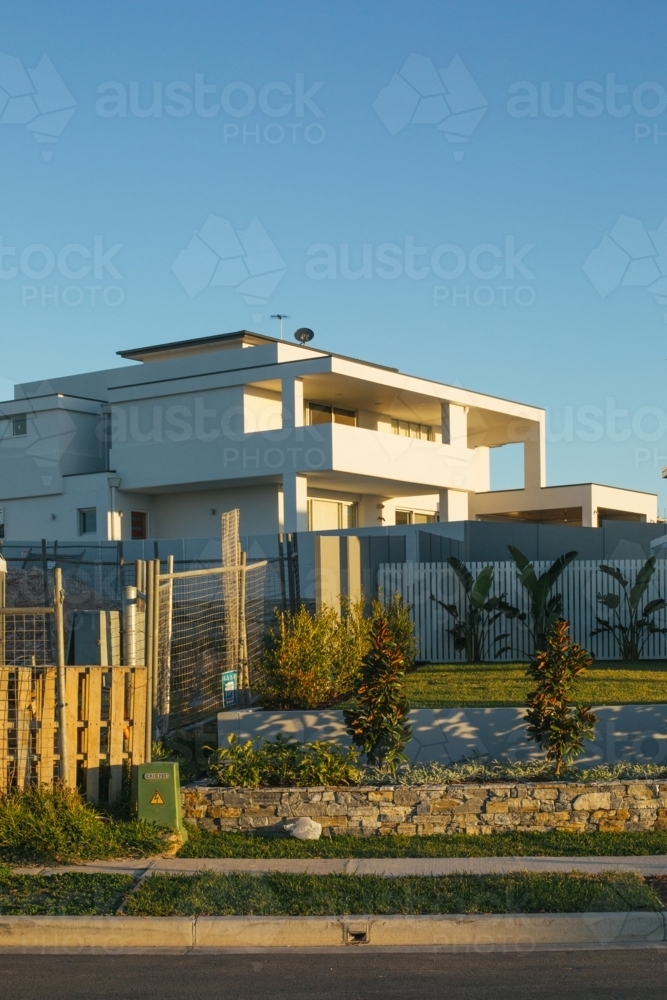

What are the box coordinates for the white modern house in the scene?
[0,330,657,542]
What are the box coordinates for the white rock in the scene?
[572,792,611,812]
[284,817,322,840]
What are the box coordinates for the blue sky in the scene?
[2,0,667,507]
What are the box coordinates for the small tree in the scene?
[431,558,517,662]
[525,619,597,776]
[379,593,418,671]
[344,612,412,771]
[591,557,667,661]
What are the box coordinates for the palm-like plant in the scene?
[591,556,667,661]
[508,546,578,653]
[430,557,517,662]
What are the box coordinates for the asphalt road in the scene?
[0,950,666,1000]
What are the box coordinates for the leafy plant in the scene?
[207,733,361,788]
[508,546,578,653]
[430,558,518,662]
[591,557,667,661]
[525,619,597,776]
[257,604,366,709]
[344,612,412,771]
[381,593,419,671]
[256,596,416,710]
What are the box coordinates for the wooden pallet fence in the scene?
[0,665,147,803]
[378,560,667,662]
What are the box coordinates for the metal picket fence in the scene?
[378,560,667,662]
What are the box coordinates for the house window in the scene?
[391,419,432,440]
[131,511,148,540]
[395,509,436,525]
[12,415,27,436]
[306,402,356,427]
[307,498,358,531]
[78,507,97,535]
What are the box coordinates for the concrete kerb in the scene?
[1,912,666,952]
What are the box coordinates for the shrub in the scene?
[344,610,412,771]
[525,619,597,776]
[257,605,343,708]
[592,557,667,661]
[256,596,416,710]
[430,560,517,662]
[508,546,578,653]
[207,733,361,787]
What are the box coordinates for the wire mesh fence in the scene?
[157,559,282,731]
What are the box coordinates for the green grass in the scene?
[0,787,169,865]
[177,827,667,859]
[405,660,667,707]
[125,871,660,916]
[0,872,134,915]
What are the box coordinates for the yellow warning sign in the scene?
[149,790,165,806]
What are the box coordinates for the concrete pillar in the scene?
[439,489,469,522]
[282,377,304,429]
[581,495,596,527]
[441,403,468,447]
[524,421,546,489]
[359,495,388,527]
[314,535,341,611]
[345,536,362,602]
[283,472,308,533]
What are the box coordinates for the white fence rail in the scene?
[378,560,667,662]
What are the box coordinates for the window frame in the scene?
[12,415,27,437]
[306,401,357,427]
[130,510,148,540]
[78,507,97,536]
[390,418,432,440]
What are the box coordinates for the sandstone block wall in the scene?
[181,781,667,836]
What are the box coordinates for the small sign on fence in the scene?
[221,669,238,708]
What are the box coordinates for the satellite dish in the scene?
[294,327,314,344]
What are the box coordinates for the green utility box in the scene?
[136,762,187,842]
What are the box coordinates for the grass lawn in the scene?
[405,660,667,707]
[125,871,659,916]
[0,872,133,915]
[177,828,667,859]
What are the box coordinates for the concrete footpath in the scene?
[12,855,667,877]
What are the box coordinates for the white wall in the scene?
[150,484,280,538]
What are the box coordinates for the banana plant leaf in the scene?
[597,592,621,610]
[446,556,474,593]
[600,564,628,588]
[629,556,656,611]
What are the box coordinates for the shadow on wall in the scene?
[218,705,667,768]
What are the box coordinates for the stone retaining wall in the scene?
[181,781,667,836]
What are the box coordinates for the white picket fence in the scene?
[377,560,667,662]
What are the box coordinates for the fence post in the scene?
[238,551,249,706]
[151,557,160,742]
[144,559,154,762]
[157,554,174,735]
[53,567,69,785]
[123,586,137,666]
[0,554,5,665]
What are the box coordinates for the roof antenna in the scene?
[294,327,314,344]
[270,314,290,340]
